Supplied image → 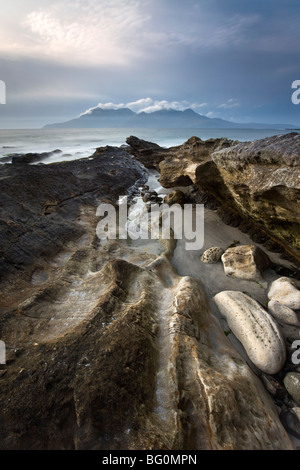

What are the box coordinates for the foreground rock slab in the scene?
[0,254,293,449]
[213,291,286,374]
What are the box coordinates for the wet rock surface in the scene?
[0,138,299,449]
[1,149,62,164]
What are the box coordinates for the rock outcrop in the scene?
[212,133,300,260]
[0,145,146,284]
[128,133,300,262]
[0,149,62,164]
[0,144,293,450]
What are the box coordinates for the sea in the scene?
[0,127,298,164]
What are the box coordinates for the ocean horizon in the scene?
[1,127,299,164]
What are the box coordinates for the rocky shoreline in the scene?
[0,135,300,449]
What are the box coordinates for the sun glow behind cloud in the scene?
[0,0,150,65]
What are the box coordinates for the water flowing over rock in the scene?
[213,291,286,374]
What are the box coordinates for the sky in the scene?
[0,0,300,128]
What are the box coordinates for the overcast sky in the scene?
[0,0,300,128]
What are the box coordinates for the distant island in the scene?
[44,107,299,130]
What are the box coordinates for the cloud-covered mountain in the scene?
[44,107,299,130]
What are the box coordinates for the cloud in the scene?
[0,0,150,65]
[218,98,240,109]
[80,98,208,115]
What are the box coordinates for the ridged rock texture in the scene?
[0,145,293,450]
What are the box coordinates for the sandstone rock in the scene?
[268,277,300,310]
[164,190,185,206]
[212,133,300,260]
[284,373,300,405]
[221,244,270,281]
[129,134,300,261]
[213,291,286,374]
[201,247,224,264]
[126,136,167,169]
[268,300,300,327]
[0,251,293,449]
[0,139,294,450]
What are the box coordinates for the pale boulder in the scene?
[268,277,300,310]
[284,373,300,405]
[213,290,286,374]
[221,244,270,281]
[268,300,300,327]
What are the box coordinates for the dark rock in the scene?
[11,149,62,164]
[0,147,146,283]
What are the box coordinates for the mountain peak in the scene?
[44,105,299,130]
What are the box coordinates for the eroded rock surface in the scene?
[0,144,293,450]
[0,253,293,450]
[212,133,300,260]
